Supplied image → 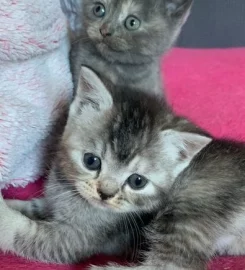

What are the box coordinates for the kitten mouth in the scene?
[97,42,112,52]
[84,195,111,209]
[88,196,121,211]
[97,42,123,53]
[94,199,116,210]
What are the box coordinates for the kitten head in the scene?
[82,0,193,63]
[58,66,210,214]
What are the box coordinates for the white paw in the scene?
[0,192,9,209]
[89,265,122,270]
[89,266,106,270]
[0,192,30,252]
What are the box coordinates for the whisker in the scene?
[122,214,131,259]
[72,36,91,45]
[129,213,141,262]
[125,214,137,262]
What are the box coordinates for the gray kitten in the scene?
[90,126,245,267]
[0,67,199,263]
[70,0,193,96]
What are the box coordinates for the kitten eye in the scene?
[127,174,148,190]
[93,3,106,18]
[125,16,141,31]
[83,153,101,171]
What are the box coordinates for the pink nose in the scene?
[100,25,112,37]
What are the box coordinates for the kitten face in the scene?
[82,0,193,61]
[58,67,210,214]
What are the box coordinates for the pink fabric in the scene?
[164,48,245,141]
[0,252,122,270]
[2,47,245,269]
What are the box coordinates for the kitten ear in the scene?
[165,0,193,17]
[72,66,113,113]
[60,0,83,35]
[162,129,211,165]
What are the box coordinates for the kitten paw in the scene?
[0,192,8,207]
[89,265,122,270]
[89,266,106,270]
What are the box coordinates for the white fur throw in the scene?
[0,0,73,188]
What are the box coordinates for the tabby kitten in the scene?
[0,66,199,263]
[70,0,193,96]
[90,127,245,268]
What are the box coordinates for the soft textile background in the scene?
[2,47,245,269]
[164,48,245,141]
[0,0,73,188]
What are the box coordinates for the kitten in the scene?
[90,131,245,268]
[0,66,199,264]
[70,0,193,96]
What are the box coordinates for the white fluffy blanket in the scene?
[0,0,73,188]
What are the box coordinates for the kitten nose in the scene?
[100,24,112,37]
[97,188,118,201]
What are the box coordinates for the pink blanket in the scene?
[2,47,245,269]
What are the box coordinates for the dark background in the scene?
[177,0,245,48]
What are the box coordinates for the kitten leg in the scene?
[227,236,245,255]
[6,198,47,219]
[90,262,189,270]
[216,234,245,256]
[102,232,132,257]
[0,195,90,263]
[90,265,157,270]
[90,222,208,270]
